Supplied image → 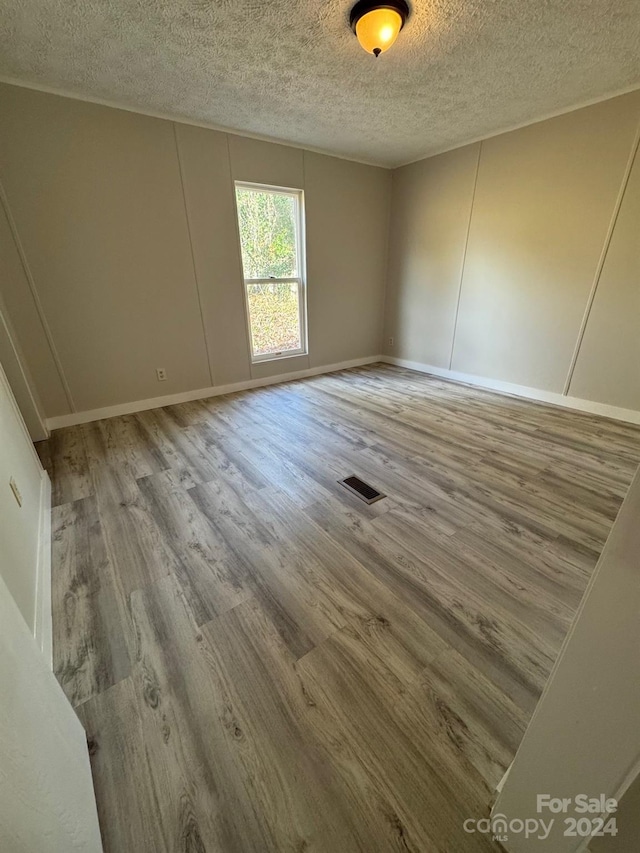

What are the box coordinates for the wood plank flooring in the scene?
[39,364,640,853]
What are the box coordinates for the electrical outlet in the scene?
[388,337,394,347]
[156,368,167,382]
[10,477,23,507]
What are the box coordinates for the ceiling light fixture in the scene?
[350,0,410,57]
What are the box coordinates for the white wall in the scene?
[385,91,640,416]
[0,83,391,423]
[0,293,47,441]
[0,571,102,853]
[0,354,99,850]
[0,359,48,638]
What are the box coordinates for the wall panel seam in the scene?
[380,169,395,354]
[562,110,640,396]
[172,122,215,386]
[226,133,255,380]
[448,141,482,370]
[0,175,76,413]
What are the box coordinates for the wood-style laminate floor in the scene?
[38,364,640,853]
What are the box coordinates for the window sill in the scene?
[251,351,308,365]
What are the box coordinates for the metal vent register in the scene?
[339,475,386,505]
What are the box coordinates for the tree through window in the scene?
[235,183,307,361]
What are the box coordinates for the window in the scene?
[234,182,307,362]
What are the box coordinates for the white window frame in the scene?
[234,181,308,363]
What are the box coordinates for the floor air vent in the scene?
[339,475,385,505]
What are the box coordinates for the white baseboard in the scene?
[46,352,640,431]
[46,355,383,430]
[34,469,52,669]
[383,356,640,426]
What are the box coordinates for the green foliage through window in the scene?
[235,184,305,360]
[236,188,297,279]
[247,283,301,355]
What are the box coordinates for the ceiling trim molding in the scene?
[0,75,389,170]
[394,81,640,169]
[1,74,639,171]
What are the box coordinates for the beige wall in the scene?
[385,143,480,367]
[0,83,390,419]
[591,770,640,853]
[568,139,640,412]
[385,91,640,410]
[305,152,390,368]
[3,80,640,424]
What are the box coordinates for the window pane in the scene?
[236,188,297,279]
[246,282,301,356]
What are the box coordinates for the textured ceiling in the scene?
[1,0,640,167]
